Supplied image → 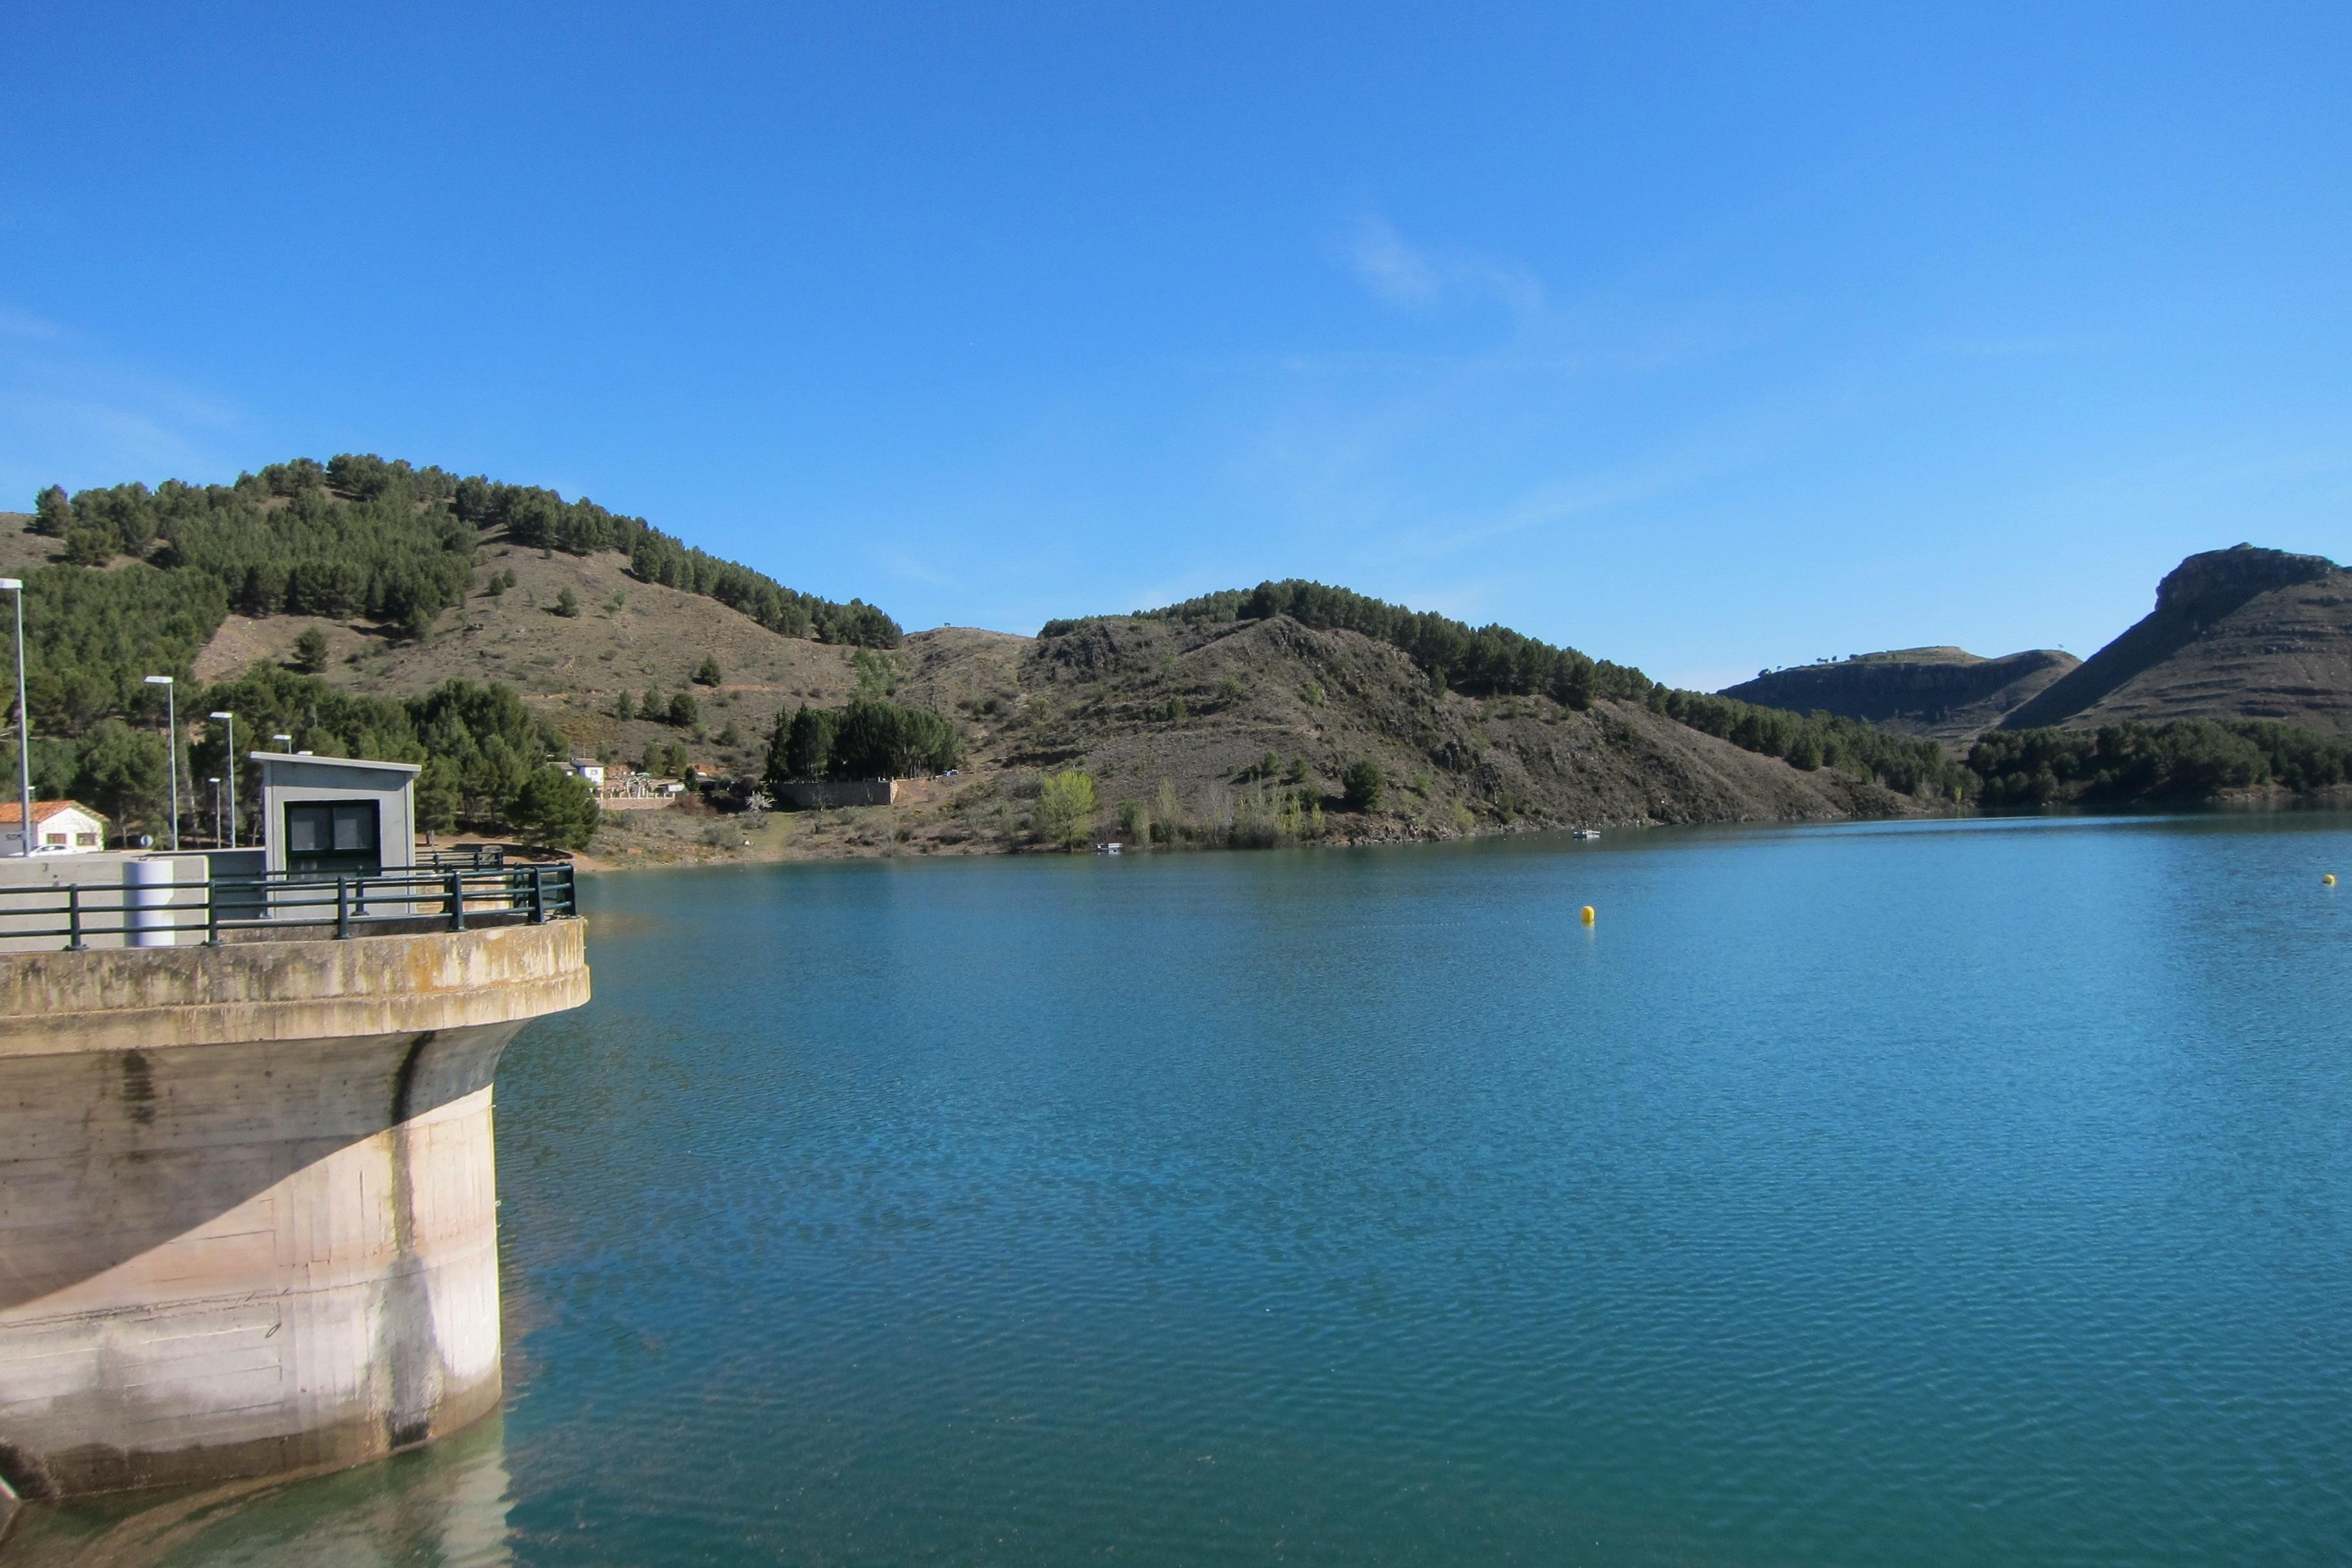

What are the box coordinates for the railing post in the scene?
[337,877,352,939]
[67,887,87,951]
[206,879,220,946]
[531,865,545,924]
[447,869,467,932]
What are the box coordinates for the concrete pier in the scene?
[0,919,588,1497]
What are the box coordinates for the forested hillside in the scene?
[4,453,904,847]
[14,459,2350,869]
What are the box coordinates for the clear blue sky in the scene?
[3,3,2346,688]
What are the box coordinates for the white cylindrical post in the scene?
[128,858,178,948]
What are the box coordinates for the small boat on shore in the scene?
[1573,828,1602,840]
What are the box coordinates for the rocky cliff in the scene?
[2001,545,2352,733]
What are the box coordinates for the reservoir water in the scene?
[15,813,2352,1566]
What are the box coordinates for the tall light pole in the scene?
[0,578,28,858]
[208,776,222,847]
[209,710,238,848]
[143,674,179,852]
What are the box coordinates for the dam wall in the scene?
[0,919,588,1497]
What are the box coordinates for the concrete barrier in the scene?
[0,853,210,954]
[0,919,588,1496]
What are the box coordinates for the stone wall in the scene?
[0,920,588,1496]
[773,779,899,810]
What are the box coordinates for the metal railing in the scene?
[417,845,508,872]
[0,859,577,952]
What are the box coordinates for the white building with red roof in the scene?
[0,799,108,856]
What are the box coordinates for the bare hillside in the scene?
[896,614,1912,841]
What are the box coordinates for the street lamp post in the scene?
[208,776,222,847]
[268,734,293,851]
[0,579,27,858]
[143,675,179,852]
[209,710,238,848]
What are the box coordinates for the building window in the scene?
[75,832,97,846]
[284,801,382,876]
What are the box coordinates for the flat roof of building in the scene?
[247,750,423,775]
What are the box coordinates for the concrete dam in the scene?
[0,836,589,1506]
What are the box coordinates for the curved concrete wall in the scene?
[0,921,587,1496]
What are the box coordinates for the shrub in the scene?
[693,656,722,687]
[553,587,580,618]
[1343,760,1386,812]
[292,627,330,674]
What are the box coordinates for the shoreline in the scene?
[559,784,2352,876]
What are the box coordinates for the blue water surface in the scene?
[20,813,2352,1565]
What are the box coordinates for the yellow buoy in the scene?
[2327,874,2338,886]
[1580,905,1596,925]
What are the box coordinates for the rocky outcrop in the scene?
[2002,545,2352,734]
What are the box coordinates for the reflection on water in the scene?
[3,1411,512,1567]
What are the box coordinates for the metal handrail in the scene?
[417,845,508,871]
[0,859,577,951]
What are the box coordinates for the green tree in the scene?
[667,691,699,729]
[851,647,899,699]
[31,484,72,537]
[292,627,330,673]
[510,765,599,850]
[553,587,580,618]
[415,755,461,832]
[70,719,171,839]
[642,686,663,720]
[484,573,505,600]
[1153,779,1181,843]
[716,720,741,747]
[1343,760,1386,812]
[692,656,722,686]
[783,704,838,779]
[1034,769,1098,850]
[763,709,798,805]
[827,699,959,778]
[612,689,634,720]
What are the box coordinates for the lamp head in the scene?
[0,578,20,591]
[208,710,231,721]
[143,675,172,687]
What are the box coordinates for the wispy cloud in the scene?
[0,324,249,500]
[876,544,963,593]
[1340,217,1544,319]
[0,306,61,341]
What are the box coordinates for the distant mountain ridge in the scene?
[1721,544,2352,741]
[1719,645,2079,741]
